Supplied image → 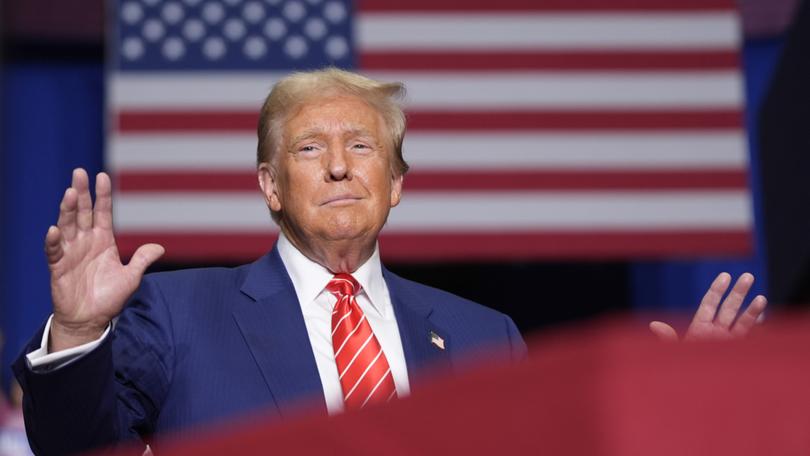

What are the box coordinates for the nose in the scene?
[325,145,351,181]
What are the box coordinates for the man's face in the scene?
[259,95,403,248]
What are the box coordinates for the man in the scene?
[13,69,766,454]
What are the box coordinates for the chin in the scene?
[321,217,378,242]
[322,226,366,242]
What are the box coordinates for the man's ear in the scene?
[258,163,282,212]
[390,173,403,207]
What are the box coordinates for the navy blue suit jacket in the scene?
[14,246,526,455]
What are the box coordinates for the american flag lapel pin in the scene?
[429,331,445,350]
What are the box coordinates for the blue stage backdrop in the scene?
[1,65,104,386]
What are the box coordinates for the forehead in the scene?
[284,95,387,140]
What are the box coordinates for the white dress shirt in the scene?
[277,233,410,414]
[27,233,410,415]
[26,316,110,369]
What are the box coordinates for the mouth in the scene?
[321,194,362,206]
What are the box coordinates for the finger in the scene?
[126,243,165,279]
[731,295,768,337]
[73,168,93,231]
[690,272,731,326]
[93,172,114,230]
[44,226,64,265]
[715,273,754,329]
[56,187,78,241]
[649,321,679,342]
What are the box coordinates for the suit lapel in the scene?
[383,268,453,389]
[233,246,326,418]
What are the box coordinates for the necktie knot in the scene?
[326,273,360,298]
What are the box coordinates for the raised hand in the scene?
[46,169,165,352]
[649,272,768,342]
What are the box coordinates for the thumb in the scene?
[126,243,165,278]
[649,321,679,342]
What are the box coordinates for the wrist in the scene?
[49,319,108,352]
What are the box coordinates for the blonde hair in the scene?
[256,67,409,176]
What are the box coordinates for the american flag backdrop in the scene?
[108,0,752,262]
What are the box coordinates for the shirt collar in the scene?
[276,232,389,317]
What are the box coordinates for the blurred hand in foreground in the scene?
[649,272,767,342]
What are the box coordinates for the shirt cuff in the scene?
[26,315,111,370]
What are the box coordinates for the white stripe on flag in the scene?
[389,192,751,229]
[110,71,743,109]
[368,71,744,109]
[112,191,752,231]
[357,13,740,50]
[109,132,748,171]
[403,132,748,170]
[109,74,285,109]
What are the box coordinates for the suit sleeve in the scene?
[12,276,175,455]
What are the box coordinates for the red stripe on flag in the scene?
[117,110,743,132]
[357,0,734,12]
[116,230,751,262]
[407,110,743,130]
[118,112,258,132]
[360,51,740,71]
[117,171,260,192]
[379,231,752,260]
[115,170,749,192]
[117,233,277,262]
[403,170,748,191]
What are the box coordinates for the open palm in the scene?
[46,169,164,351]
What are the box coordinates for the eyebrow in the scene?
[289,127,378,146]
[289,130,321,146]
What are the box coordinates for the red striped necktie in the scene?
[328,273,398,410]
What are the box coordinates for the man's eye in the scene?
[299,145,317,152]
[352,143,369,150]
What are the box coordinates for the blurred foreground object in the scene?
[0,381,32,456]
[109,314,810,455]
